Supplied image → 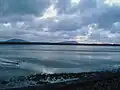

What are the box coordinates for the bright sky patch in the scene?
[40,4,57,19]
[104,0,120,5]
[71,0,80,6]
[75,35,87,43]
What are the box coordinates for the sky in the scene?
[0,0,120,43]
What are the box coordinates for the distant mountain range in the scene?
[0,39,119,46]
[4,39,79,43]
[59,41,78,44]
[5,39,27,42]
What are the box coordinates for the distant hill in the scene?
[6,39,27,42]
[59,41,78,44]
[0,39,119,46]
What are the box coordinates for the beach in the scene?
[0,69,120,90]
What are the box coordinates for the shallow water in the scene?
[0,45,120,78]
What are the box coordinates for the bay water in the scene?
[0,45,120,78]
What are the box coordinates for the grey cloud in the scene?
[98,6,120,29]
[50,0,120,35]
[55,0,71,14]
[0,0,50,16]
[78,0,97,11]
[0,0,120,43]
[0,15,35,23]
[55,0,98,14]
[53,0,120,31]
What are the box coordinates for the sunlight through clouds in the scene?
[40,4,57,19]
[71,0,80,6]
[71,0,80,4]
[75,36,87,42]
[104,0,120,6]
[3,23,11,28]
[54,19,59,23]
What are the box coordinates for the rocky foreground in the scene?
[1,69,120,90]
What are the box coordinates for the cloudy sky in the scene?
[0,0,120,43]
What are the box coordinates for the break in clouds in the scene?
[0,0,120,43]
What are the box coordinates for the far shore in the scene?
[0,42,120,46]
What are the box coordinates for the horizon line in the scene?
[0,42,119,46]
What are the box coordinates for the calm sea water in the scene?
[0,45,120,78]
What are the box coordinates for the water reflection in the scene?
[0,45,120,77]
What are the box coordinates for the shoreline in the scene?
[1,69,120,90]
[0,42,120,46]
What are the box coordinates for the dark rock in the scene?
[1,80,9,85]
[17,76,26,81]
[36,81,49,84]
